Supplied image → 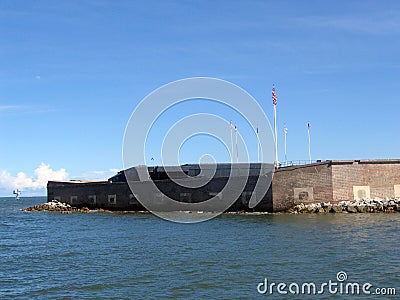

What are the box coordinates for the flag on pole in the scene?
[308,122,310,131]
[272,86,277,105]
[272,85,279,167]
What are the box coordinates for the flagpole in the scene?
[235,125,239,163]
[230,121,234,162]
[257,126,260,163]
[274,105,278,167]
[284,124,288,166]
[307,122,311,163]
[272,85,279,168]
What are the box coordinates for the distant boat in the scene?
[13,189,21,200]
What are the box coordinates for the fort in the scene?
[47,159,400,212]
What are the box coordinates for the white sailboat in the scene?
[13,189,21,200]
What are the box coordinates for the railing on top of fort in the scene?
[278,160,323,168]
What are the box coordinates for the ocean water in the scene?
[0,197,399,299]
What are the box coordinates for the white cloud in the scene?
[77,168,120,181]
[0,105,22,111]
[0,163,68,192]
[0,104,58,114]
[0,165,120,196]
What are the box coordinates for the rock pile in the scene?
[23,200,91,214]
[24,199,400,215]
[288,198,400,214]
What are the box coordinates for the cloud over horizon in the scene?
[0,163,68,194]
[0,164,120,196]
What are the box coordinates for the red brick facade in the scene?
[272,162,333,211]
[332,160,400,201]
[272,160,400,211]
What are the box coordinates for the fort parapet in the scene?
[47,159,400,212]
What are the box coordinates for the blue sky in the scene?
[1,0,400,196]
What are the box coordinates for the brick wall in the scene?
[332,161,400,201]
[272,162,333,211]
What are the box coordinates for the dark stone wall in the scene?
[47,175,273,212]
[47,181,144,210]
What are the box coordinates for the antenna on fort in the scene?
[307,122,312,163]
[272,85,279,168]
[284,124,288,166]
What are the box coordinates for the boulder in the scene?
[356,206,368,213]
[330,205,342,213]
[306,206,315,213]
[346,206,358,213]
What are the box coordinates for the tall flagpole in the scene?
[230,120,234,162]
[272,86,279,168]
[307,122,311,163]
[235,125,238,163]
[284,124,288,166]
[257,126,260,163]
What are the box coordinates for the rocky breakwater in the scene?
[23,200,92,214]
[288,198,400,214]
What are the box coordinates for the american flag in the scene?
[272,87,277,105]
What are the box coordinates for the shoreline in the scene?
[22,198,400,215]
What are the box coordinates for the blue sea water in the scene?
[0,197,399,299]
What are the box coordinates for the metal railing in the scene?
[278,160,323,168]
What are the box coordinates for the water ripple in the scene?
[0,197,398,299]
